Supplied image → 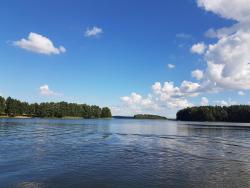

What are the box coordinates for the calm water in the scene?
[0,118,250,188]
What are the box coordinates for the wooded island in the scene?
[134,114,167,120]
[177,105,250,123]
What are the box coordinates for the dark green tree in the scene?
[0,96,5,115]
[101,107,112,118]
[90,105,102,118]
[5,97,19,116]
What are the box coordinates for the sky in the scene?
[0,0,250,117]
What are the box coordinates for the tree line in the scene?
[176,105,250,122]
[134,114,167,120]
[0,96,112,118]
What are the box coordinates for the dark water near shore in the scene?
[0,118,250,188]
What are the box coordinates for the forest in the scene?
[0,96,112,118]
[176,105,250,122]
[134,114,167,120]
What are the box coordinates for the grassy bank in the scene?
[0,115,32,119]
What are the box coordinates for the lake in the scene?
[0,118,250,188]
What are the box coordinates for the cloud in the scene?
[238,91,245,96]
[13,32,66,55]
[197,0,250,22]
[121,92,143,105]
[176,33,192,39]
[179,81,201,95]
[167,64,175,69]
[205,31,250,90]
[84,26,103,37]
[204,28,218,38]
[120,81,197,113]
[119,92,161,115]
[201,97,209,106]
[153,81,200,98]
[39,84,60,96]
[121,92,156,108]
[118,79,208,116]
[175,33,193,49]
[188,0,250,92]
[191,69,204,80]
[215,100,228,106]
[190,42,207,54]
[213,99,237,106]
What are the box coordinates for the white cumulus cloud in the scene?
[238,91,245,96]
[197,0,250,22]
[189,0,250,92]
[191,69,204,80]
[167,64,175,69]
[213,99,237,106]
[205,31,250,90]
[190,42,207,54]
[84,26,103,37]
[39,84,60,96]
[121,92,155,108]
[13,32,66,55]
[201,97,209,106]
[120,81,197,113]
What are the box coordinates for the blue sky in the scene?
[0,0,250,117]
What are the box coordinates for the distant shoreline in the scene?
[0,115,31,119]
[0,115,170,120]
[0,116,113,120]
[113,114,169,120]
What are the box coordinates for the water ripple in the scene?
[0,118,249,188]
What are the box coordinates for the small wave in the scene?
[15,182,43,188]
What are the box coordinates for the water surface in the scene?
[0,118,250,188]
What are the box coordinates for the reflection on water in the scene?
[0,118,250,188]
[16,182,43,188]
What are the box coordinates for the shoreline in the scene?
[0,116,31,119]
[2,116,249,123]
[0,115,170,120]
[0,116,113,120]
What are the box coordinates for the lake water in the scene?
[0,118,250,188]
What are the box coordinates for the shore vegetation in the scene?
[0,96,112,119]
[177,105,250,122]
